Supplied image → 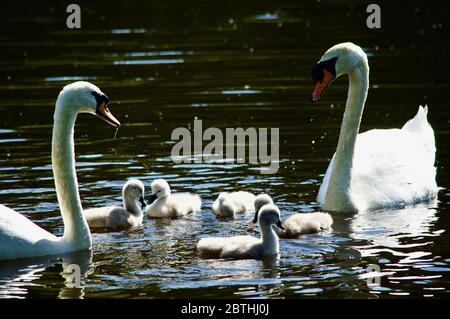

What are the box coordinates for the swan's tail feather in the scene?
[402,105,430,133]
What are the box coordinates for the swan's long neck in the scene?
[124,196,141,216]
[52,101,91,249]
[324,61,369,212]
[260,223,279,255]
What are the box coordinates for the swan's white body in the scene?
[212,191,256,218]
[254,194,333,238]
[0,81,119,261]
[313,43,437,212]
[84,179,145,230]
[145,179,201,218]
[197,204,283,259]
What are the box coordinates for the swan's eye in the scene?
[311,57,338,83]
[91,91,110,108]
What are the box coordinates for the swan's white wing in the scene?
[318,106,437,211]
[0,204,57,260]
[351,126,437,210]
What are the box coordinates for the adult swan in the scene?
[311,42,438,212]
[0,81,120,261]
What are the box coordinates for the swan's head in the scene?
[254,204,285,230]
[123,179,146,209]
[147,178,171,204]
[57,81,121,127]
[311,42,367,102]
[253,194,274,223]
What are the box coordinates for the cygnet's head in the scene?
[253,204,285,230]
[254,194,273,214]
[311,42,367,102]
[57,81,120,127]
[148,178,171,204]
[220,199,236,218]
[123,179,146,209]
[218,192,228,203]
[253,194,274,224]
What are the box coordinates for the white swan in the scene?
[145,178,201,218]
[311,42,438,212]
[197,204,284,259]
[0,81,120,261]
[83,179,146,230]
[212,191,256,218]
[253,194,333,238]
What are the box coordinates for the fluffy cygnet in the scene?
[84,179,146,230]
[253,194,333,238]
[197,204,285,260]
[212,191,256,218]
[145,178,201,218]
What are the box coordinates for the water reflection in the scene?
[350,201,439,254]
[347,201,447,295]
[0,250,93,299]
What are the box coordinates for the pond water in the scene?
[0,1,449,298]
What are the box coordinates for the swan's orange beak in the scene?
[312,69,334,102]
[96,102,121,128]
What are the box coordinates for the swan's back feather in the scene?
[402,105,429,133]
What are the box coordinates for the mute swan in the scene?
[83,179,146,230]
[197,204,284,259]
[212,191,256,218]
[0,81,120,261]
[145,179,201,218]
[253,194,333,237]
[311,42,438,212]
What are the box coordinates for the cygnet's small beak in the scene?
[139,197,146,209]
[276,220,286,230]
[147,193,158,205]
[252,211,259,224]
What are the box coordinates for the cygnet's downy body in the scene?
[253,194,333,238]
[197,204,285,260]
[84,179,146,231]
[145,179,201,218]
[212,191,256,218]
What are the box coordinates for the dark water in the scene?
[0,0,449,298]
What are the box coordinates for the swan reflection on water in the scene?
[350,200,440,253]
[348,200,444,291]
[0,250,93,299]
